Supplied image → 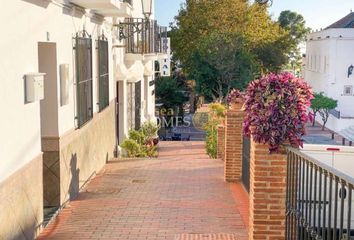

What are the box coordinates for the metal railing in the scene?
[122,18,167,54]
[286,147,354,240]
[330,109,341,119]
[155,25,168,54]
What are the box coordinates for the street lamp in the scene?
[115,0,153,41]
[255,0,273,6]
[142,0,153,20]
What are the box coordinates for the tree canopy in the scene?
[155,76,189,110]
[170,0,309,101]
[189,32,257,101]
[278,10,311,72]
[171,0,290,71]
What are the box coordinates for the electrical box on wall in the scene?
[25,73,46,102]
[60,64,70,106]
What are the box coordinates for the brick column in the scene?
[249,139,287,240]
[217,124,225,161]
[224,108,244,182]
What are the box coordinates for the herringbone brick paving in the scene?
[38,142,248,240]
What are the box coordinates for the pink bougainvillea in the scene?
[243,72,313,153]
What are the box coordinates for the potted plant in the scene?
[226,89,244,110]
[243,72,313,153]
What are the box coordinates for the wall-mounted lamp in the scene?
[114,0,153,41]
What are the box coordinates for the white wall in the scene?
[301,144,354,178]
[305,28,354,129]
[0,0,116,182]
[117,0,157,141]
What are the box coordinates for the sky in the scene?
[155,0,354,30]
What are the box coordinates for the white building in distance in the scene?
[305,12,354,133]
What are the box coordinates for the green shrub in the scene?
[204,118,219,158]
[120,139,141,158]
[141,121,159,139]
[129,130,146,145]
[120,121,160,158]
[204,103,226,158]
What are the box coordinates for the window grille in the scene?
[74,31,93,128]
[97,35,109,111]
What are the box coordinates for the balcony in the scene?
[69,0,132,17]
[120,18,168,58]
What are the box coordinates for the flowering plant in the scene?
[243,72,313,153]
[226,89,244,104]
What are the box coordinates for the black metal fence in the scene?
[74,32,93,128]
[122,18,167,54]
[286,148,354,240]
[97,36,109,111]
[242,136,250,192]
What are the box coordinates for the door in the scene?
[116,81,120,145]
[134,81,142,130]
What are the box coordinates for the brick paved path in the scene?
[38,142,249,240]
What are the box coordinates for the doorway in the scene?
[38,42,60,226]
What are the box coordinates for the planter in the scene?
[230,101,243,110]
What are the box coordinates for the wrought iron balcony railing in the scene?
[155,25,168,54]
[119,18,168,54]
[286,147,354,240]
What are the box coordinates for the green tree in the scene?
[278,10,310,44]
[310,93,323,126]
[310,93,338,130]
[170,0,294,101]
[189,32,258,101]
[278,10,311,71]
[155,76,189,110]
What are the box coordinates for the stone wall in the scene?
[42,101,116,207]
[0,154,43,240]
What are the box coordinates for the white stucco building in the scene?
[305,12,354,133]
[0,0,167,239]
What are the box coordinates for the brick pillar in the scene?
[217,124,225,161]
[224,108,244,182]
[249,139,287,240]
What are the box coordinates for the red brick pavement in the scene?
[38,142,249,240]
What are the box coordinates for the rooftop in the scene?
[326,11,354,29]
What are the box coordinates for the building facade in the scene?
[305,12,354,132]
[0,0,167,239]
